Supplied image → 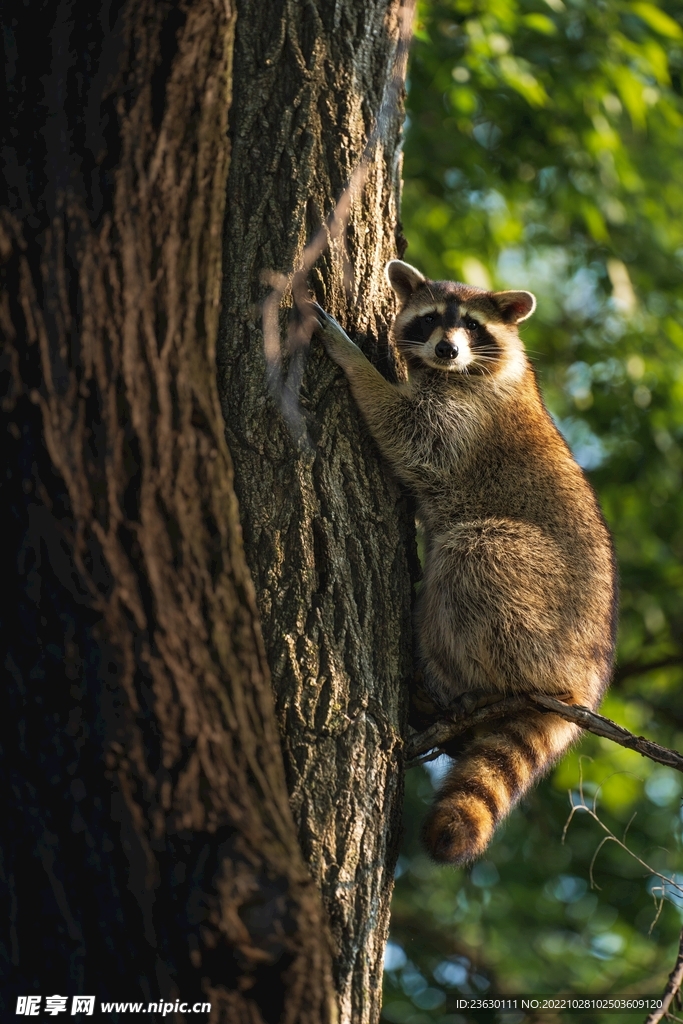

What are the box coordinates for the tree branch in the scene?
[645,928,683,1024]
[405,693,683,774]
[614,655,683,687]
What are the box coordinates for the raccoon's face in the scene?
[386,260,536,381]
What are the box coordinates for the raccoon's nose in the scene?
[435,340,459,360]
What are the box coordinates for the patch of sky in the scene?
[433,957,470,988]
[497,246,569,299]
[563,267,601,320]
[424,753,452,788]
[537,166,559,194]
[401,965,429,997]
[645,769,682,807]
[472,121,503,149]
[647,873,683,910]
[384,941,408,972]
[588,260,608,279]
[466,188,507,213]
[413,988,447,1010]
[553,415,607,470]
[545,874,588,904]
[565,361,592,403]
[590,932,625,960]
[591,358,624,386]
[444,167,466,189]
[602,313,627,340]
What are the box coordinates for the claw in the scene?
[309,301,331,329]
[310,302,346,336]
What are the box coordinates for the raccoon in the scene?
[313,260,617,865]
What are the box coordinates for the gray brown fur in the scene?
[314,260,617,865]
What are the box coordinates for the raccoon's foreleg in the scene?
[314,305,414,474]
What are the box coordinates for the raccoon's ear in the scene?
[385,260,426,302]
[490,290,536,324]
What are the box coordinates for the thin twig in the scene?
[531,694,683,772]
[562,780,683,925]
[405,693,683,1024]
[571,801,681,907]
[645,929,683,1024]
[405,693,683,773]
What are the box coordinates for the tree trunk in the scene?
[1,2,337,1021]
[218,3,416,1022]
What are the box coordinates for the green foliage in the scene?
[384,0,683,1018]
[384,750,683,1023]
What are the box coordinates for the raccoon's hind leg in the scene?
[422,711,579,864]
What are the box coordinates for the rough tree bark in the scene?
[1,2,337,1021]
[218,3,416,1022]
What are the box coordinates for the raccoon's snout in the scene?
[435,340,459,360]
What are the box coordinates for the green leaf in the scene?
[523,12,558,35]
[631,2,683,39]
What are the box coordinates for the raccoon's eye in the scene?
[463,314,481,333]
[423,314,435,323]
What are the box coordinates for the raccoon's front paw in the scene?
[311,302,346,338]
[311,302,362,369]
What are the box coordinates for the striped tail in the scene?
[422,711,580,864]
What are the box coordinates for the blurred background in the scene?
[382,1,683,1021]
